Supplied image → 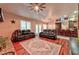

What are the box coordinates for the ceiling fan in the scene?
[28,3,46,12]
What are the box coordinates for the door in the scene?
[35,24,42,35]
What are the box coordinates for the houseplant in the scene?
[0,36,6,51]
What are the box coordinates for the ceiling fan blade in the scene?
[30,3,36,6]
[30,3,34,5]
[40,8,44,11]
[35,3,38,5]
[41,6,46,9]
[39,3,46,7]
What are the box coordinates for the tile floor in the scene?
[70,37,79,55]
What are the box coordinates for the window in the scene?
[48,24,52,29]
[20,20,31,30]
[35,24,42,34]
[20,20,27,30]
[39,24,42,32]
[27,21,31,29]
[43,24,47,29]
[35,25,39,34]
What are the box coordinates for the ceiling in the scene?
[0,3,78,23]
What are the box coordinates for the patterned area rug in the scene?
[20,38,62,55]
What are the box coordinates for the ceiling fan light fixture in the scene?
[34,6,39,11]
[28,3,46,12]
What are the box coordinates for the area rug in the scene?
[20,38,62,55]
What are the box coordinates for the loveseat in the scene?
[39,29,57,40]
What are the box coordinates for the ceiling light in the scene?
[74,11,78,14]
[35,6,39,11]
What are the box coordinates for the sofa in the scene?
[11,29,35,42]
[39,29,57,40]
[56,29,78,37]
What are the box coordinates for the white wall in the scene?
[0,11,45,39]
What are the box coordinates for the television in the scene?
[0,8,4,22]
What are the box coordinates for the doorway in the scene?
[35,24,42,36]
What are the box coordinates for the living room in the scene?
[0,3,79,55]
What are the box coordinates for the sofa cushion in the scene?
[21,30,30,35]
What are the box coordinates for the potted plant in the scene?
[0,37,6,51]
